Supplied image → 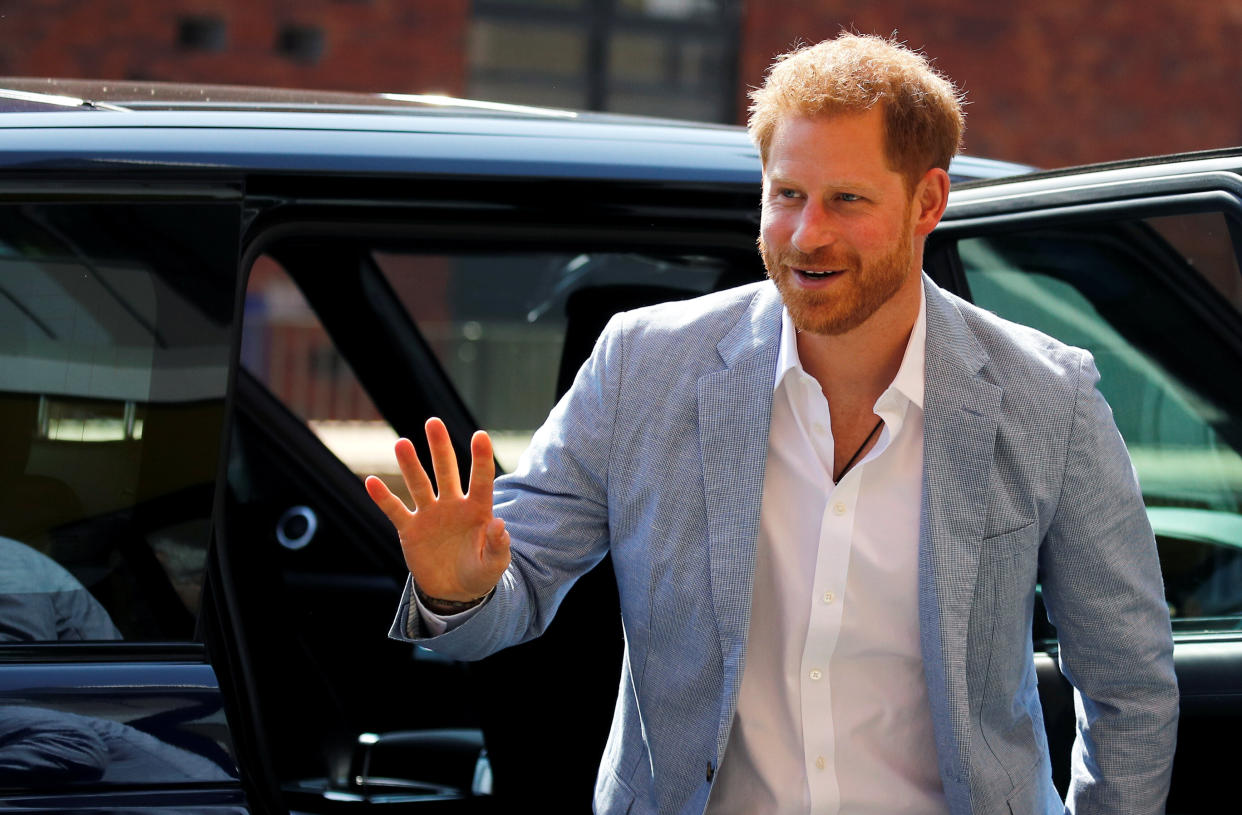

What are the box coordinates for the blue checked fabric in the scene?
[391,276,1177,815]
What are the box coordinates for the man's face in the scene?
[759,108,920,336]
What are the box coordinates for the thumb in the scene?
[483,517,510,572]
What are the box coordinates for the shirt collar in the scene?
[773,284,927,412]
[889,285,926,410]
[773,307,802,391]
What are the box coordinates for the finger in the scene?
[467,430,496,504]
[394,437,435,509]
[364,475,412,525]
[425,417,464,500]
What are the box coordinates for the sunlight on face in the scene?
[759,109,920,335]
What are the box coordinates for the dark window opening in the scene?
[276,24,326,65]
[177,15,228,53]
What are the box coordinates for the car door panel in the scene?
[0,660,244,809]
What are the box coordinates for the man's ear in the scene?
[911,167,950,237]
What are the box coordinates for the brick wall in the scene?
[0,0,469,95]
[740,1,1242,169]
[0,1,1237,170]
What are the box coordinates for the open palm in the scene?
[365,417,509,601]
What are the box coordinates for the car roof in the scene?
[0,78,1033,184]
[947,148,1242,218]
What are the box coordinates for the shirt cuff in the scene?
[409,585,489,637]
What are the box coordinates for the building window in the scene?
[469,0,740,122]
[276,24,326,65]
[176,15,227,53]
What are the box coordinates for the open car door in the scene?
[0,191,252,812]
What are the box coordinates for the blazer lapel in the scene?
[697,282,782,761]
[920,276,1003,787]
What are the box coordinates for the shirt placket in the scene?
[795,371,856,815]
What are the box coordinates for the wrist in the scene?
[413,581,492,616]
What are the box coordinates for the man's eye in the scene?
[777,188,800,199]
[838,193,863,202]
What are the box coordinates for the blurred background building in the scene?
[1,0,1239,169]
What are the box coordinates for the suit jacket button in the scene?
[706,762,715,782]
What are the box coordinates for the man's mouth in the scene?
[795,268,841,279]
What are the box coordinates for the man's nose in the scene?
[791,202,836,254]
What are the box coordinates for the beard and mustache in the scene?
[759,219,915,336]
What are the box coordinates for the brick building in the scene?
[740,1,1242,170]
[1,0,1239,169]
[0,0,471,97]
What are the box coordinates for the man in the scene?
[367,34,1178,815]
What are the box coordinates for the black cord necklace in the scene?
[833,417,884,482]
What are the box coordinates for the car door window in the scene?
[955,209,1242,630]
[0,203,236,643]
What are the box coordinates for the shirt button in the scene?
[809,669,822,680]
[832,502,846,516]
[815,756,826,770]
[812,421,828,436]
[823,591,834,604]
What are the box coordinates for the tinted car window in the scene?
[958,210,1242,629]
[0,203,236,642]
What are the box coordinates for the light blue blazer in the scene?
[392,277,1178,815]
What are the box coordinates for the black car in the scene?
[0,79,1235,814]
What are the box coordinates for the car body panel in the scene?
[0,111,1029,187]
[0,659,244,807]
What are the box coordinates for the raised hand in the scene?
[365,417,510,603]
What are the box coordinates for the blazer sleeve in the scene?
[389,312,625,658]
[1038,351,1179,814]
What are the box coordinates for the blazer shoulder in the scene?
[939,286,1092,392]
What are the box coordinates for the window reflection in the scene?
[38,396,144,442]
[0,203,235,643]
[0,704,232,788]
[0,537,121,642]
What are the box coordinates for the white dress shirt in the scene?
[707,289,947,815]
